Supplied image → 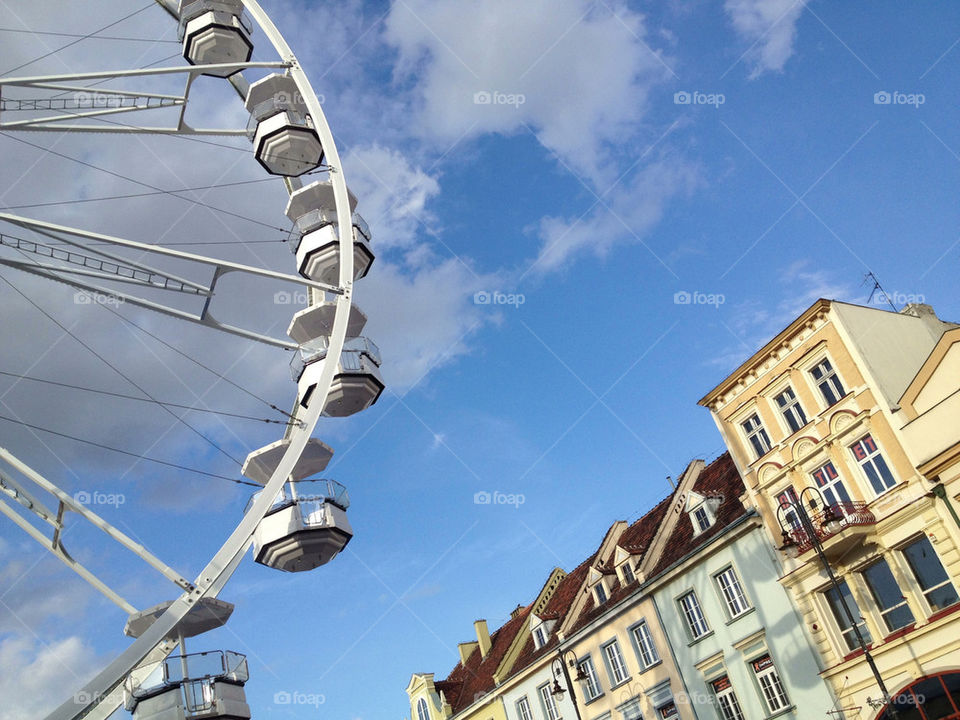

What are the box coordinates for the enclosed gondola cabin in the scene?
[178,1,253,76]
[285,181,375,285]
[291,336,384,418]
[247,479,353,572]
[124,650,251,720]
[245,73,324,176]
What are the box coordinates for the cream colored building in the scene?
[699,300,960,719]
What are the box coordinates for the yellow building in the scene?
[699,299,960,719]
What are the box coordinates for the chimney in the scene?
[458,641,478,665]
[900,303,947,337]
[474,619,492,658]
[509,604,524,620]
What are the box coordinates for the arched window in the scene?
[417,698,430,720]
[875,672,960,720]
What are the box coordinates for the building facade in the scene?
[699,300,960,719]
[643,452,837,720]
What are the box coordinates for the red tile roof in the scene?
[507,553,597,677]
[647,452,746,577]
[441,606,532,714]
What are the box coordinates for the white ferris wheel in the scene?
[0,2,382,718]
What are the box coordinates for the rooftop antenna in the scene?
[667,475,676,490]
[863,271,898,312]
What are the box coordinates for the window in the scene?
[617,697,643,720]
[679,591,710,639]
[850,434,897,494]
[693,506,711,533]
[811,358,845,406]
[752,654,789,713]
[539,684,560,720]
[775,386,808,433]
[603,639,629,685]
[862,558,915,632]
[533,625,548,649]
[516,696,533,720]
[578,657,603,701]
[621,562,636,585]
[777,487,802,531]
[742,413,771,459]
[824,580,872,651]
[657,702,677,719]
[715,567,751,618]
[417,698,430,720]
[595,583,608,605]
[711,676,746,720]
[901,536,960,612]
[811,461,852,507]
[630,621,660,668]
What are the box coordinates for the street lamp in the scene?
[776,486,896,715]
[550,649,589,720]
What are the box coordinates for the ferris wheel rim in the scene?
[11,2,362,719]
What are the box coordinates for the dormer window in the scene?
[417,698,430,720]
[687,492,719,536]
[533,625,548,649]
[621,561,636,585]
[693,506,711,533]
[595,582,608,605]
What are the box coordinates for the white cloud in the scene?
[725,0,807,77]
[0,635,101,720]
[383,0,675,184]
[533,156,700,274]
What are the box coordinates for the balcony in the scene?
[786,502,877,559]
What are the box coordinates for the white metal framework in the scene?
[0,2,376,718]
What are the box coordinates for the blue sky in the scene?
[0,1,959,718]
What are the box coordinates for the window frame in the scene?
[620,561,636,586]
[578,656,603,702]
[711,675,746,720]
[538,683,560,720]
[809,357,846,408]
[822,579,873,653]
[899,535,960,614]
[594,582,608,605]
[533,624,548,649]
[629,620,661,670]
[678,590,710,640]
[417,698,430,720]
[751,654,790,714]
[602,638,629,687]
[741,412,772,460]
[811,460,853,508]
[714,566,752,620]
[516,696,534,720]
[774,385,808,434]
[849,433,897,495]
[860,557,915,633]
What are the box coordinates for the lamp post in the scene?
[776,486,896,716]
[550,650,588,720]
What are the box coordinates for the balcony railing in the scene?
[786,502,876,554]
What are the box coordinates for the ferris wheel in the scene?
[0,2,382,718]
